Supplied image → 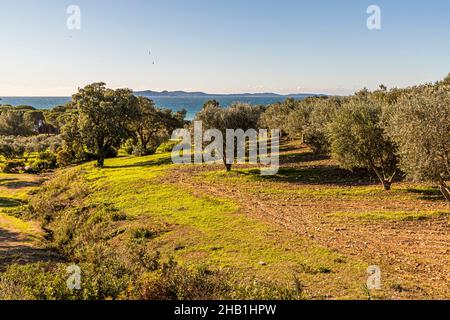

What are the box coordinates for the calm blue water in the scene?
[0,95,297,120]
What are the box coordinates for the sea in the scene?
[0,95,302,120]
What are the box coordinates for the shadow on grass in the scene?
[0,197,23,208]
[1,180,43,189]
[406,187,445,201]
[104,156,173,169]
[280,152,330,165]
[239,166,379,186]
[279,143,300,153]
[0,178,19,185]
[0,227,63,272]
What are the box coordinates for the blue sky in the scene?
[1,0,449,96]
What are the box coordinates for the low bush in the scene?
[2,160,26,173]
[27,150,57,173]
[0,256,303,300]
[8,167,304,301]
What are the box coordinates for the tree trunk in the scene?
[96,153,105,168]
[382,180,392,191]
[222,157,232,172]
[372,167,392,191]
[439,180,450,202]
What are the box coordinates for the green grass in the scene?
[0,173,43,240]
[0,173,43,211]
[66,153,368,299]
[0,212,40,237]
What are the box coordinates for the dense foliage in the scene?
[258,74,450,199]
[328,98,398,190]
[0,83,186,171]
[385,81,450,200]
[195,100,264,171]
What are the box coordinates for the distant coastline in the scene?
[0,91,325,120]
[134,90,325,98]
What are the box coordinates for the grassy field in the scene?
[79,154,368,299]
[0,141,449,300]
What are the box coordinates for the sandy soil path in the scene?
[0,214,59,271]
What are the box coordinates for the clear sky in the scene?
[1,0,449,96]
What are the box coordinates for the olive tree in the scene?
[304,97,342,154]
[329,98,398,190]
[71,83,139,167]
[0,110,34,136]
[386,84,450,201]
[260,98,298,136]
[0,137,26,160]
[286,102,313,141]
[195,101,263,171]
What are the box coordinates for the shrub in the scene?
[28,151,57,173]
[260,98,298,136]
[286,103,313,141]
[2,160,26,173]
[0,138,26,160]
[56,147,73,167]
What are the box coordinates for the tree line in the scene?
[1,76,448,201]
[260,74,450,201]
[0,82,186,171]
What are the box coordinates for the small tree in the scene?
[260,98,298,136]
[0,110,34,136]
[286,102,313,141]
[72,83,139,167]
[195,101,263,171]
[60,115,86,163]
[0,137,26,160]
[128,97,186,156]
[329,98,398,190]
[386,84,450,201]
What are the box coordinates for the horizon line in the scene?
[0,90,334,98]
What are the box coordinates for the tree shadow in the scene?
[280,152,330,165]
[0,227,63,272]
[279,143,300,153]
[1,180,43,189]
[240,165,379,186]
[104,156,173,169]
[0,197,23,208]
[0,178,19,185]
[406,187,445,201]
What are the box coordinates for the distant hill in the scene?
[134,90,325,98]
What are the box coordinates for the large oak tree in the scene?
[72,83,139,167]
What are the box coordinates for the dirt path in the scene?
[0,173,60,271]
[166,162,450,299]
[0,215,59,271]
